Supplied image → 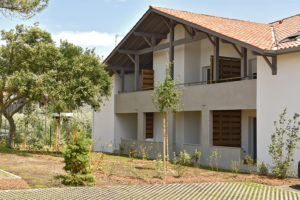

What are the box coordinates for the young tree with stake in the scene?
[152,65,183,173]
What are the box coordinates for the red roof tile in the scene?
[151,6,300,51]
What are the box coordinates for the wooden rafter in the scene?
[263,55,277,75]
[206,33,215,46]
[232,44,242,57]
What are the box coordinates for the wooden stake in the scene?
[55,117,60,151]
[24,124,27,148]
[166,113,169,171]
[163,116,166,173]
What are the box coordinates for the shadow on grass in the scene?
[0,146,32,157]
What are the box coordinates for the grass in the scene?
[0,146,32,157]
[0,150,300,190]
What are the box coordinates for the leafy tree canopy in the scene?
[0,25,111,147]
[0,0,48,19]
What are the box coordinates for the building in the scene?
[92,6,300,174]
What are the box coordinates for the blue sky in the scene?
[1,0,300,59]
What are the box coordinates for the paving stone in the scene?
[0,182,299,200]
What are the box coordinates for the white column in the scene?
[137,111,145,141]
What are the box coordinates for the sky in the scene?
[1,0,300,59]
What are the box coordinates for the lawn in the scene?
[0,148,299,190]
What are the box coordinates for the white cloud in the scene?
[53,31,123,47]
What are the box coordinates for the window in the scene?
[145,113,154,139]
[248,59,257,79]
[213,110,241,147]
[202,66,211,83]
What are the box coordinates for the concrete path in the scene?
[0,182,299,200]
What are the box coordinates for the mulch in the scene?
[0,179,29,190]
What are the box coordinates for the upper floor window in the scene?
[248,58,257,79]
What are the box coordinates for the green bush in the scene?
[192,149,202,167]
[268,108,300,178]
[258,161,269,176]
[178,150,191,165]
[61,131,95,186]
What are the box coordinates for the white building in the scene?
[93,6,300,175]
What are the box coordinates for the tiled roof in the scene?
[151,6,300,51]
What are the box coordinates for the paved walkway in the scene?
[0,182,299,200]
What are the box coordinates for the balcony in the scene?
[115,78,256,113]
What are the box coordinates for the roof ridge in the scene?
[269,13,300,24]
[150,5,268,25]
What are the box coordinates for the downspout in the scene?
[271,25,278,50]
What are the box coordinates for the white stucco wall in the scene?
[257,51,300,176]
[115,113,137,147]
[184,111,201,144]
[93,75,117,153]
[241,110,256,158]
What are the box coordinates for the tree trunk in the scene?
[6,115,15,148]
[163,115,166,173]
[24,123,28,148]
[55,117,60,151]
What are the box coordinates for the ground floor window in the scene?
[145,113,154,139]
[213,110,241,147]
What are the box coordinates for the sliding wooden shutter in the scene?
[142,69,154,90]
[219,57,241,81]
[145,113,154,139]
[213,110,241,147]
[210,56,241,82]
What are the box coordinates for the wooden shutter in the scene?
[219,56,241,81]
[145,113,154,139]
[213,110,241,147]
[210,56,241,82]
[142,69,154,90]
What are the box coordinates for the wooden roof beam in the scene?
[133,32,167,40]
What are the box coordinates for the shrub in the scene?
[119,144,125,155]
[178,150,191,165]
[258,161,269,176]
[192,149,202,168]
[245,154,255,174]
[209,149,221,171]
[0,138,6,147]
[154,153,164,179]
[61,131,95,186]
[231,160,244,173]
[128,142,137,159]
[172,152,186,177]
[268,108,300,178]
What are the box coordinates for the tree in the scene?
[0,25,111,148]
[40,41,111,150]
[62,131,95,186]
[0,0,48,19]
[152,66,184,172]
[268,108,300,178]
[0,24,58,147]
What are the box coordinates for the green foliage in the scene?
[178,150,191,165]
[258,161,269,176]
[0,145,32,157]
[209,149,221,171]
[192,149,202,167]
[154,153,164,179]
[128,142,137,159]
[231,160,244,173]
[0,24,111,148]
[245,154,255,174]
[268,108,300,178]
[152,67,184,114]
[62,132,95,186]
[0,0,48,19]
[0,138,6,147]
[172,152,187,177]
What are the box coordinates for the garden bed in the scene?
[0,149,299,190]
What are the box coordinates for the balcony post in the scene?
[134,54,140,91]
[213,36,219,82]
[241,47,247,78]
[169,22,174,79]
[120,68,125,92]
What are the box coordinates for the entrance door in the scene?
[249,117,257,161]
